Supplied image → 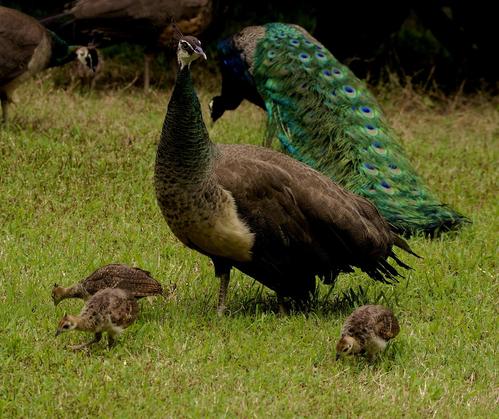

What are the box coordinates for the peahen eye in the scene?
[63,324,70,329]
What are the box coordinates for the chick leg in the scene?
[69,332,102,350]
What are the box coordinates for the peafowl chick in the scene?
[210,23,468,237]
[0,6,98,124]
[55,288,139,350]
[154,27,418,316]
[336,305,400,361]
[51,263,165,305]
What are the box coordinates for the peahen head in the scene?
[75,46,99,72]
[173,23,206,69]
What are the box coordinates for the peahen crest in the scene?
[245,23,469,236]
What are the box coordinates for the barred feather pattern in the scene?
[249,23,468,236]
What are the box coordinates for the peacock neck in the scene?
[156,65,215,187]
[47,31,76,68]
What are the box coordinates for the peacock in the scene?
[0,6,98,124]
[154,27,418,315]
[209,23,469,236]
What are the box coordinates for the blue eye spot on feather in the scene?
[278,32,287,38]
[316,44,324,50]
[267,50,276,59]
[364,124,379,135]
[304,39,313,46]
[299,52,310,63]
[316,52,327,61]
[388,163,402,175]
[322,69,332,78]
[359,105,376,119]
[362,162,378,175]
[332,68,342,77]
[371,141,387,155]
[377,179,395,194]
[343,85,357,98]
[290,39,300,46]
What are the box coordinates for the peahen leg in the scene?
[213,258,232,316]
[1,99,8,125]
[69,332,102,350]
[277,295,288,316]
[217,271,230,317]
[143,52,154,93]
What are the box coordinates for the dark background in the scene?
[1,0,496,92]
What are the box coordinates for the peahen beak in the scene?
[55,329,61,337]
[195,47,207,60]
[335,353,340,361]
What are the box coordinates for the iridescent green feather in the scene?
[253,23,468,235]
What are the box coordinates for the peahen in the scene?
[0,6,98,124]
[40,0,213,91]
[154,27,418,315]
[209,23,469,236]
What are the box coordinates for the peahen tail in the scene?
[251,23,469,236]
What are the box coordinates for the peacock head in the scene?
[55,314,78,336]
[335,335,360,360]
[75,46,99,73]
[172,24,206,69]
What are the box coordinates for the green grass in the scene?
[0,75,497,417]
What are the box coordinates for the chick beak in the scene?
[55,329,61,337]
[335,353,340,361]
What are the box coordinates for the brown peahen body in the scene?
[155,32,418,315]
[0,6,97,124]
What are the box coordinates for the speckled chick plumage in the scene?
[55,288,139,349]
[212,23,469,236]
[155,34,417,314]
[51,263,163,305]
[336,304,400,360]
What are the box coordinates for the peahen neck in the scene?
[47,31,77,68]
[155,65,215,187]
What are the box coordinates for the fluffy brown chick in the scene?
[336,305,400,361]
[55,288,139,350]
[51,263,165,305]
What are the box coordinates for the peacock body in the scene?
[212,23,469,236]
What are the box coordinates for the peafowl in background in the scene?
[210,23,469,236]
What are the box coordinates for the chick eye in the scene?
[343,348,349,352]
[63,324,70,329]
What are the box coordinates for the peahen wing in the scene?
[216,144,411,289]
